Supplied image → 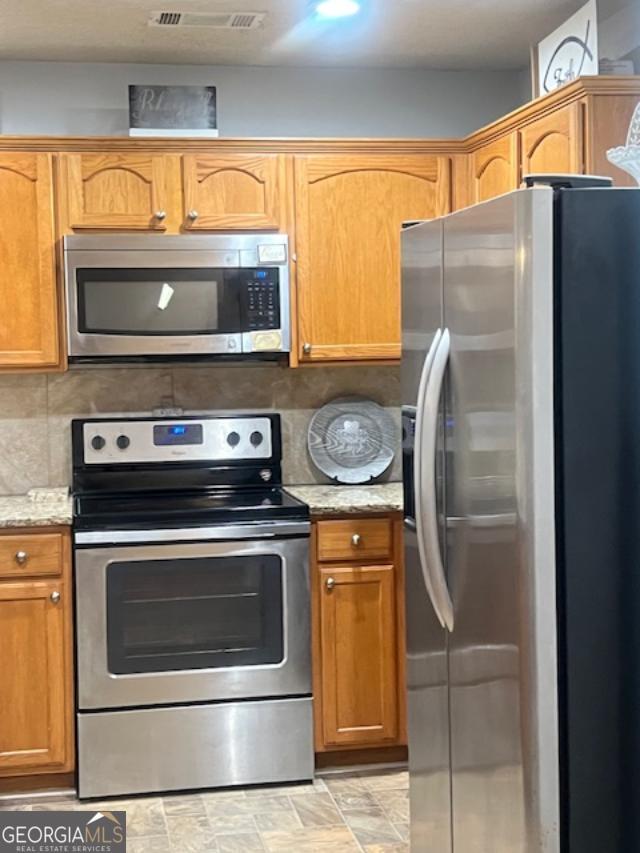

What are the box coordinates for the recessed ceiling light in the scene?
[313,0,362,19]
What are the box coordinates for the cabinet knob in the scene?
[50,591,61,604]
[14,550,28,565]
[155,210,167,221]
[351,533,361,547]
[303,343,312,355]
[187,210,199,221]
[326,576,336,591]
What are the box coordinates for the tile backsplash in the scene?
[0,365,401,495]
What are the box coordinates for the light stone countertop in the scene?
[0,488,73,528]
[287,482,403,516]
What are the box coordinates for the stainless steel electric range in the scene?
[71,413,313,799]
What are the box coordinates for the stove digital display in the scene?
[153,424,204,446]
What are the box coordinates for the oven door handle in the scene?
[74,520,311,545]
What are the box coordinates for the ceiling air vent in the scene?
[149,11,267,29]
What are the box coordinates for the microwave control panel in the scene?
[244,269,280,331]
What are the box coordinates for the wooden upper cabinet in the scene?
[520,104,582,178]
[295,155,450,362]
[318,563,399,747]
[0,579,69,774]
[61,153,169,230]
[470,134,519,204]
[182,154,285,230]
[0,153,60,370]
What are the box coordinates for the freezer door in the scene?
[401,221,452,853]
[443,190,560,852]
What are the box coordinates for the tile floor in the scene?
[1,768,409,852]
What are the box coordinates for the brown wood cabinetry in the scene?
[312,515,406,753]
[0,76,637,373]
[61,153,169,230]
[294,155,451,363]
[519,104,582,177]
[0,530,74,779]
[182,153,285,230]
[469,134,519,203]
[0,152,60,370]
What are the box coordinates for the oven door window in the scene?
[106,555,283,674]
[76,268,242,335]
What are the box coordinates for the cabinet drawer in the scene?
[317,519,392,562]
[0,533,63,579]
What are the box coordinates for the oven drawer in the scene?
[316,518,392,563]
[0,532,63,578]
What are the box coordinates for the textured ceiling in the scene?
[0,0,625,69]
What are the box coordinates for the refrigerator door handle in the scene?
[413,328,447,628]
[420,327,455,632]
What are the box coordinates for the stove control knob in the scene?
[227,431,240,448]
[91,435,106,451]
[116,434,130,450]
[250,430,264,447]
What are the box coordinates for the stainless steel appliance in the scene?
[402,178,640,852]
[72,413,312,799]
[64,234,290,362]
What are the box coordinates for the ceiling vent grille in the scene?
[149,11,267,29]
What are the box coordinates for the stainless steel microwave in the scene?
[64,234,291,363]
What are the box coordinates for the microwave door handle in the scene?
[413,328,447,628]
[420,328,455,632]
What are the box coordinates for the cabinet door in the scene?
[520,104,582,177]
[62,153,168,230]
[470,135,519,203]
[182,154,285,230]
[295,155,450,362]
[0,153,60,369]
[318,563,398,747]
[0,580,70,773]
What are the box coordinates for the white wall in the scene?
[0,61,526,138]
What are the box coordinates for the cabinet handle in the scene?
[187,210,199,221]
[155,210,167,221]
[14,550,28,565]
[50,591,61,604]
[325,576,336,591]
[351,533,361,547]
[303,343,312,355]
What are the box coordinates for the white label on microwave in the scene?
[157,282,175,311]
[258,244,287,264]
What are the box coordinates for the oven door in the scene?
[75,532,310,710]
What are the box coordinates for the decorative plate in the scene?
[308,397,397,485]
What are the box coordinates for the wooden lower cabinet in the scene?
[0,530,74,781]
[312,515,406,754]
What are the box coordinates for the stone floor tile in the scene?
[246,779,327,797]
[204,795,291,819]
[162,795,206,817]
[207,813,259,835]
[127,835,171,853]
[332,790,379,811]
[217,832,264,852]
[254,811,302,832]
[342,810,402,846]
[261,825,360,852]
[289,793,344,827]
[115,798,167,838]
[374,790,409,823]
[394,822,410,841]
[323,775,370,796]
[362,844,410,853]
[360,771,409,791]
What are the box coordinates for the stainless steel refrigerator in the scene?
[401,181,640,853]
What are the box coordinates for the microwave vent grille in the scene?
[149,11,267,29]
